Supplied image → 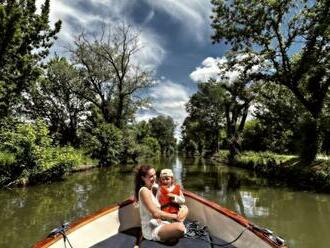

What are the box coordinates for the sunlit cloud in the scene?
[40,0,165,69]
[150,79,189,124]
[136,79,191,139]
[144,0,212,42]
[190,57,224,82]
[136,30,166,69]
[190,54,263,84]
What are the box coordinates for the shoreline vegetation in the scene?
[3,143,330,194]
[212,150,330,193]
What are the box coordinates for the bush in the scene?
[28,147,79,183]
[120,128,139,163]
[0,120,79,186]
[138,137,161,158]
[83,123,124,166]
[0,152,17,185]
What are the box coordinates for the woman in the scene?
[135,165,186,242]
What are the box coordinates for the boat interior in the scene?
[91,226,237,248]
[40,192,278,248]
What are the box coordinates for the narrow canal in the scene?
[0,156,329,248]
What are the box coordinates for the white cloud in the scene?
[135,112,158,122]
[142,10,155,25]
[136,79,191,139]
[190,54,263,84]
[150,80,190,123]
[190,57,223,82]
[42,0,165,69]
[136,30,166,69]
[144,0,212,42]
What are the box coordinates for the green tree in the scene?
[184,83,225,155]
[0,0,61,118]
[0,120,77,186]
[320,93,330,154]
[26,57,87,146]
[187,53,259,159]
[149,115,176,154]
[216,56,257,160]
[137,136,161,158]
[84,123,123,166]
[181,117,204,155]
[135,120,151,143]
[241,119,266,152]
[211,0,330,162]
[253,84,302,154]
[72,23,153,128]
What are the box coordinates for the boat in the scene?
[33,190,288,248]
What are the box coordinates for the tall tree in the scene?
[211,0,330,162]
[72,23,153,128]
[185,82,225,155]
[0,0,61,118]
[180,118,201,155]
[253,84,303,153]
[25,57,87,146]
[187,53,259,158]
[216,54,258,160]
[149,115,176,154]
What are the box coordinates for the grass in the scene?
[237,151,296,166]
[213,150,330,193]
[70,149,98,171]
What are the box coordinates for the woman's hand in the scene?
[176,211,184,222]
[177,206,188,222]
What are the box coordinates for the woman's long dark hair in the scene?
[134,164,152,201]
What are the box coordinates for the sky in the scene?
[39,0,229,138]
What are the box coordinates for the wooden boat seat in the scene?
[140,235,237,248]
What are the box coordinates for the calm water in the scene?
[1,156,330,248]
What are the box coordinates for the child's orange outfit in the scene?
[157,184,185,214]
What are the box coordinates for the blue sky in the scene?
[40,0,228,137]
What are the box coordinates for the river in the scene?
[0,156,329,248]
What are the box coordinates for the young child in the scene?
[149,169,188,227]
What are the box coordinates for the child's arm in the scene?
[168,190,185,204]
[175,191,185,204]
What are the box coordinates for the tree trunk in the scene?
[101,103,111,123]
[228,133,241,163]
[299,117,321,164]
[115,96,124,128]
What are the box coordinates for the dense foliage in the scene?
[0,120,80,186]
[181,0,329,166]
[149,116,177,154]
[0,0,61,118]
[181,83,225,155]
[0,2,175,187]
[210,0,330,163]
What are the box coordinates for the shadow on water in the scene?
[1,156,330,248]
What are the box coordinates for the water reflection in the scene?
[172,157,183,186]
[0,166,135,248]
[0,156,330,248]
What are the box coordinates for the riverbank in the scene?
[0,149,98,188]
[212,151,330,193]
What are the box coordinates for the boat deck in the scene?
[91,227,236,248]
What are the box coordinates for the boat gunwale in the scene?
[33,197,135,248]
[183,190,288,248]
